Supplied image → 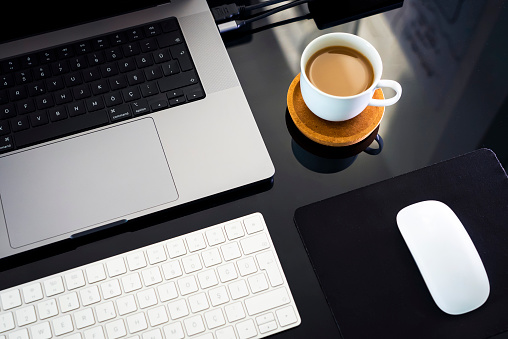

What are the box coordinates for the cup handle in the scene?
[368,79,402,107]
[364,134,383,155]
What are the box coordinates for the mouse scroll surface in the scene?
[396,200,489,315]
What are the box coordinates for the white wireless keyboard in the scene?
[0,213,300,339]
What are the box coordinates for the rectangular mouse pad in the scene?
[294,149,508,338]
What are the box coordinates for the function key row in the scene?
[0,18,179,74]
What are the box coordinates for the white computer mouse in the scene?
[396,200,490,315]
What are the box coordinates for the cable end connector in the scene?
[218,20,243,33]
[211,4,245,22]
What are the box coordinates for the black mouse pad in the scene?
[294,149,508,338]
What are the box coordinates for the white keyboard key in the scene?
[147,306,168,327]
[141,267,163,286]
[205,228,225,246]
[8,329,28,339]
[59,292,80,313]
[217,263,237,283]
[166,239,186,258]
[106,258,127,277]
[100,279,122,300]
[224,302,245,322]
[243,215,264,234]
[183,315,205,336]
[63,333,81,339]
[177,276,198,296]
[244,287,290,316]
[1,290,21,310]
[208,286,229,307]
[240,234,270,255]
[83,326,105,339]
[188,293,209,313]
[203,309,225,329]
[181,254,202,274]
[236,319,257,339]
[256,251,283,286]
[22,284,43,304]
[247,274,268,294]
[37,299,58,320]
[224,221,244,240]
[185,234,206,253]
[74,308,95,329]
[64,271,86,290]
[237,257,257,276]
[221,242,241,261]
[156,282,178,302]
[105,319,127,339]
[215,326,236,339]
[197,270,218,289]
[146,246,167,265]
[126,252,147,271]
[142,328,162,339]
[201,248,222,268]
[161,261,182,280]
[163,322,184,339]
[255,313,274,325]
[228,280,249,300]
[80,286,101,306]
[136,289,157,309]
[167,299,188,320]
[116,295,137,316]
[126,313,148,333]
[0,312,15,332]
[43,277,65,297]
[30,321,51,339]
[122,273,142,293]
[52,314,74,336]
[258,321,277,334]
[275,306,298,327]
[15,305,37,326]
[95,301,116,322]
[85,264,106,284]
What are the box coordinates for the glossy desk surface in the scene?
[1,0,508,338]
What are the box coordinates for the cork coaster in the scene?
[287,73,384,147]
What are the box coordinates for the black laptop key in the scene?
[64,72,83,87]
[30,112,49,127]
[158,70,199,92]
[28,82,46,96]
[17,99,36,115]
[47,77,65,92]
[15,71,33,85]
[169,45,193,71]
[67,101,86,117]
[11,116,30,132]
[0,121,10,135]
[14,110,109,148]
[36,94,54,110]
[108,104,132,122]
[1,103,17,119]
[9,86,28,101]
[55,89,73,105]
[105,92,123,107]
[185,85,205,102]
[161,18,178,33]
[140,82,158,97]
[48,106,68,122]
[86,97,105,112]
[131,99,150,116]
[0,135,14,153]
[122,87,141,102]
[0,74,15,89]
[157,32,184,48]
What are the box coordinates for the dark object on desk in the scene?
[308,0,404,30]
[294,149,508,338]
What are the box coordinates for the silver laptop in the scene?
[0,0,274,260]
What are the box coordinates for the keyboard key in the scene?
[11,116,30,132]
[237,257,257,276]
[140,82,158,97]
[131,99,150,116]
[167,299,188,320]
[275,306,298,327]
[224,302,245,322]
[236,319,257,339]
[158,71,198,92]
[0,135,14,153]
[43,277,65,297]
[1,290,21,310]
[156,282,178,302]
[197,270,219,289]
[67,101,86,117]
[48,106,68,122]
[0,312,15,332]
[157,32,183,48]
[256,251,283,286]
[183,315,205,336]
[0,121,9,135]
[240,233,270,255]
[29,112,49,127]
[95,301,116,322]
[30,321,52,339]
[1,104,17,120]
[162,322,184,339]
[169,45,193,71]
[105,319,127,339]
[244,287,290,316]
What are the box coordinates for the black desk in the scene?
[1,1,508,338]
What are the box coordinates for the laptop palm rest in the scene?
[0,118,178,248]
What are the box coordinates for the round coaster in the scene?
[287,73,385,147]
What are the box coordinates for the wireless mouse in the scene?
[396,200,490,315]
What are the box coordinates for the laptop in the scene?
[0,0,274,260]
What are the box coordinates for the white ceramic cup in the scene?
[300,33,402,121]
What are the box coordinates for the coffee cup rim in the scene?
[300,32,382,99]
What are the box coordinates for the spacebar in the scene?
[14,111,110,148]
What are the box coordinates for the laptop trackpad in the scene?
[0,118,178,248]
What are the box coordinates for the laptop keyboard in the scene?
[0,18,205,154]
[0,213,301,339]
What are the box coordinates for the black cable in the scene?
[244,0,288,11]
[242,0,309,25]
